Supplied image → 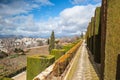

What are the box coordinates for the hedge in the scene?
[63,44,75,52]
[52,40,82,76]
[50,49,65,60]
[103,0,120,79]
[94,7,101,63]
[27,55,55,80]
[63,39,80,53]
[91,17,95,54]
[0,76,13,80]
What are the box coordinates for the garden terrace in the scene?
[33,40,83,80]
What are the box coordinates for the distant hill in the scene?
[0,35,24,38]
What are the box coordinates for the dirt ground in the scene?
[0,45,49,79]
[26,45,49,56]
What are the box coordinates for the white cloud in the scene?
[0,3,100,37]
[34,0,54,5]
[0,0,54,16]
[70,0,101,5]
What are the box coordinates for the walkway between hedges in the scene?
[71,41,99,80]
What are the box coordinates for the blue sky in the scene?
[0,0,101,38]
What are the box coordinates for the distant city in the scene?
[0,37,47,54]
[0,35,79,55]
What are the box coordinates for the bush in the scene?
[9,54,19,58]
[27,55,55,80]
[50,49,65,60]
[55,44,63,49]
[14,48,24,53]
[0,51,8,58]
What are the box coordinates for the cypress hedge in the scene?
[94,7,101,63]
[50,49,65,60]
[27,55,55,80]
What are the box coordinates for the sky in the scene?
[0,0,101,38]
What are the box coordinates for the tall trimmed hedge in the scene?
[27,55,55,80]
[103,0,120,79]
[50,49,65,60]
[86,22,91,48]
[86,0,120,79]
[94,7,101,63]
[91,17,95,54]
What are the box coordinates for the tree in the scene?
[80,32,84,38]
[49,31,55,52]
[47,38,49,45]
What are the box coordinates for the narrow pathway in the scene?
[12,71,26,80]
[72,41,99,80]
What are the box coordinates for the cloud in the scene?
[0,3,100,38]
[33,0,54,5]
[70,0,101,5]
[0,0,54,17]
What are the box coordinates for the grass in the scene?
[9,54,19,58]
[0,65,3,69]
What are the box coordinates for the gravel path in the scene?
[72,42,99,80]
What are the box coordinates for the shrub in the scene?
[9,54,19,58]
[14,48,24,53]
[27,55,55,80]
[50,49,65,60]
[55,44,63,49]
[0,51,8,58]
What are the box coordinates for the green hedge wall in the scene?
[91,17,95,54]
[0,77,13,80]
[27,55,55,80]
[62,40,81,53]
[63,44,75,52]
[94,7,101,63]
[104,0,120,79]
[87,22,91,48]
[50,49,65,60]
